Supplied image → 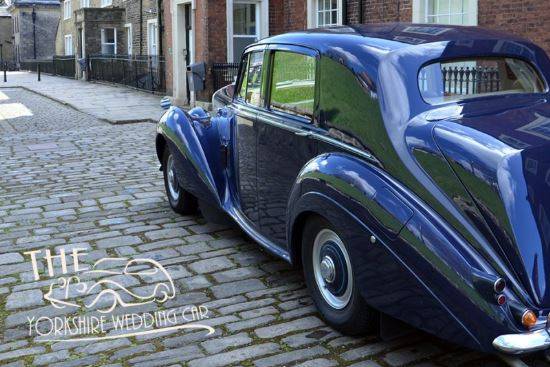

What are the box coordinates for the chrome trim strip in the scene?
[493,328,550,354]
[311,133,380,165]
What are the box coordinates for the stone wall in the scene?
[78,7,125,55]
[0,15,14,63]
[55,0,164,58]
[11,4,60,62]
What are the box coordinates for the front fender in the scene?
[157,107,228,206]
[287,152,521,352]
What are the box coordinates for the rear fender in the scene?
[288,153,520,352]
[289,153,414,243]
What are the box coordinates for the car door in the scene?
[257,46,319,247]
[230,47,267,227]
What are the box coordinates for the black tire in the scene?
[162,148,198,215]
[302,215,377,335]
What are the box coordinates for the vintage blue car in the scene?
[155,23,550,356]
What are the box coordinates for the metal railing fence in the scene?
[87,55,166,93]
[19,55,76,78]
[442,66,500,95]
[212,62,239,91]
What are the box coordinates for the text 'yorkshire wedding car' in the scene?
[156,23,550,356]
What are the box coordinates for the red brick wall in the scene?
[206,0,228,63]
[283,0,307,32]
[478,0,550,55]
[270,0,285,35]
[347,0,412,24]
[353,0,549,55]
[270,0,305,35]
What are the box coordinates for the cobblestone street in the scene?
[0,87,510,367]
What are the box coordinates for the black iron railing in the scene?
[1,61,18,71]
[87,55,166,93]
[212,62,239,91]
[442,66,500,95]
[19,56,76,78]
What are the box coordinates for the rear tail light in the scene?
[494,278,506,294]
[522,310,538,329]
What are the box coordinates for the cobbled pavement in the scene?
[0,88,525,367]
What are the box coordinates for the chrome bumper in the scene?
[493,328,550,354]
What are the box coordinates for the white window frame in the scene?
[412,0,478,25]
[64,34,73,55]
[80,0,89,8]
[147,19,158,56]
[307,0,343,28]
[226,0,268,63]
[63,0,72,20]
[101,0,112,7]
[125,23,132,55]
[101,28,117,55]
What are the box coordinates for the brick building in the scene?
[165,0,550,105]
[7,0,60,66]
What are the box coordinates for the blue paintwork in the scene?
[156,23,550,353]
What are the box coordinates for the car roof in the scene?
[258,22,529,57]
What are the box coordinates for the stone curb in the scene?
[0,84,158,125]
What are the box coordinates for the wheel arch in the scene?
[155,133,167,166]
[289,210,322,268]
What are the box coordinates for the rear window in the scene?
[418,57,546,104]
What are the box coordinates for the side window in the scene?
[236,51,265,107]
[269,51,316,118]
[319,55,384,153]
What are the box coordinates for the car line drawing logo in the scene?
[44,257,176,313]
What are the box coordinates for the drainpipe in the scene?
[32,6,36,59]
[139,0,143,55]
[157,0,162,57]
[342,0,347,25]
[359,0,363,24]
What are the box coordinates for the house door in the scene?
[184,3,192,99]
[174,1,194,104]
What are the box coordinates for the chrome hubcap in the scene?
[312,229,353,310]
[166,155,180,201]
[320,256,336,284]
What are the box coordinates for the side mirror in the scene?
[160,96,171,110]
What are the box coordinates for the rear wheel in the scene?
[302,216,377,335]
[162,148,197,215]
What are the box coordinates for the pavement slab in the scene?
[1,71,166,124]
